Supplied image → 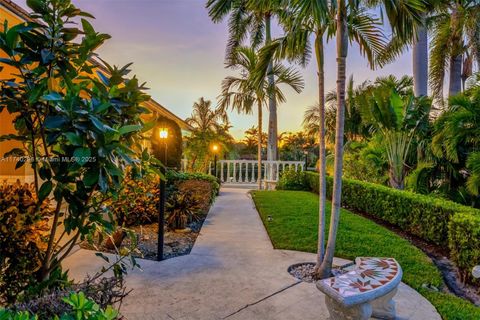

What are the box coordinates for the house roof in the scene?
[0,0,192,132]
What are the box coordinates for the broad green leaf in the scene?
[26,0,45,13]
[44,116,68,129]
[41,92,63,101]
[38,181,53,202]
[118,124,142,135]
[81,18,95,35]
[63,132,83,146]
[83,169,99,186]
[73,147,91,166]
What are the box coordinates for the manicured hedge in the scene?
[302,171,480,282]
[167,171,220,198]
[449,213,480,283]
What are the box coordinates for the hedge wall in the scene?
[302,171,480,282]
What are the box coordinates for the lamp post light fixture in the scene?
[212,144,219,178]
[303,150,308,171]
[157,127,168,261]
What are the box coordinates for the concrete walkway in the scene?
[64,187,440,320]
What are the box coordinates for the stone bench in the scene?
[316,257,402,320]
[263,180,277,190]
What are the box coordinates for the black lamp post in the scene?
[304,150,308,171]
[157,127,168,261]
[212,144,219,178]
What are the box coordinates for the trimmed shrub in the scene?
[302,171,480,283]
[449,213,480,283]
[111,171,219,228]
[276,169,309,191]
[167,171,220,200]
[304,172,478,246]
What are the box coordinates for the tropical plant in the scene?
[0,0,149,286]
[316,0,426,278]
[432,87,480,206]
[429,0,480,100]
[218,46,303,189]
[356,78,432,189]
[0,182,55,304]
[0,292,119,320]
[166,192,201,230]
[184,98,233,172]
[206,0,285,165]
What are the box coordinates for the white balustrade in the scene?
[212,160,304,184]
[181,158,305,185]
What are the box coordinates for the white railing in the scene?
[208,160,304,184]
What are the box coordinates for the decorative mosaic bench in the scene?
[316,257,402,320]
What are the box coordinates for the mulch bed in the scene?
[81,213,207,260]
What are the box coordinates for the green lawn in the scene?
[251,190,480,320]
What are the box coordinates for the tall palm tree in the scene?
[257,0,386,276]
[206,0,285,166]
[218,46,304,189]
[317,0,426,279]
[429,0,480,100]
[412,1,447,97]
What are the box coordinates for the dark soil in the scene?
[350,208,480,305]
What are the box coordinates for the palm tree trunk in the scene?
[413,14,428,97]
[258,101,263,190]
[318,0,348,279]
[266,13,278,165]
[313,31,326,275]
[449,7,462,97]
[449,54,463,96]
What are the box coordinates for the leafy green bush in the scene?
[110,170,219,228]
[448,213,480,283]
[276,169,309,191]
[111,174,160,227]
[303,171,480,284]
[0,182,54,304]
[0,292,118,320]
[167,171,220,199]
[304,172,479,246]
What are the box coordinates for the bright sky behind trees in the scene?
[15,0,412,138]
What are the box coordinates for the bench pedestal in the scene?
[371,288,397,319]
[325,296,372,320]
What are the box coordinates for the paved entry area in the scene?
[64,188,440,320]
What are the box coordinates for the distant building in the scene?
[0,0,191,183]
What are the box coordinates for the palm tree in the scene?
[429,1,480,100]
[257,0,386,276]
[317,0,426,279]
[185,98,232,172]
[186,97,228,133]
[412,0,447,97]
[218,46,303,189]
[206,0,285,165]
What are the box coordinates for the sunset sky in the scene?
[15,0,413,139]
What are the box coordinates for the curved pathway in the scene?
[65,187,440,320]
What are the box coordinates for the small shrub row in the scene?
[276,169,310,191]
[166,171,220,199]
[289,171,480,283]
[111,171,219,229]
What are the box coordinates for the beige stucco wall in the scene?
[0,5,29,183]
